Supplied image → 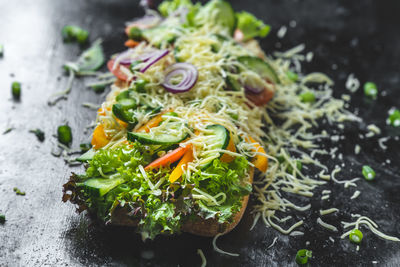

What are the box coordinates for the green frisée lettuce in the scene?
[63,141,251,240]
[236,11,271,41]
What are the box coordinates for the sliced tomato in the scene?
[107,59,129,81]
[246,87,275,106]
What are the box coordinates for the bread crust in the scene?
[110,168,254,237]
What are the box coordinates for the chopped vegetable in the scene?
[57,125,73,146]
[62,25,89,44]
[29,129,45,142]
[91,124,109,149]
[362,165,376,181]
[125,39,140,48]
[13,187,26,196]
[145,146,189,170]
[195,0,236,34]
[0,214,5,224]
[300,91,316,103]
[387,108,400,127]
[158,0,194,17]
[295,249,312,265]
[247,136,268,173]
[0,44,3,57]
[245,88,274,106]
[135,79,148,93]
[128,27,143,41]
[236,11,270,41]
[80,143,92,152]
[162,63,198,93]
[363,82,378,99]
[286,70,298,82]
[11,81,21,100]
[64,39,105,73]
[137,113,165,133]
[287,160,302,174]
[349,228,363,244]
[169,146,194,183]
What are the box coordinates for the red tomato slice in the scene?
[107,59,129,81]
[246,88,275,106]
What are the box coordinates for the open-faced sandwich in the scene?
[63,0,275,240]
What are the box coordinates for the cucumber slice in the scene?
[83,177,125,197]
[225,74,242,91]
[112,103,135,124]
[76,149,96,162]
[200,124,230,169]
[116,90,131,101]
[238,56,280,84]
[127,121,189,145]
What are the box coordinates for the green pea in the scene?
[287,71,298,82]
[362,165,375,181]
[300,91,315,103]
[363,82,378,99]
[129,27,143,41]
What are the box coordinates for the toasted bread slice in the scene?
[110,168,254,237]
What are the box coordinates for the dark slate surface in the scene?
[0,0,399,266]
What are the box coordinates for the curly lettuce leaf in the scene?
[236,11,270,41]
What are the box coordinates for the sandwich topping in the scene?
[63,0,399,246]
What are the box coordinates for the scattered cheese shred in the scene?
[317,217,338,232]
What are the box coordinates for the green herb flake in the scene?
[57,125,73,146]
[13,187,26,196]
[0,44,4,57]
[0,214,5,224]
[387,108,400,127]
[29,129,45,142]
[295,249,312,265]
[3,127,14,135]
[11,81,21,100]
[363,82,378,99]
[362,165,376,181]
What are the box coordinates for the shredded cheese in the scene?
[317,217,338,232]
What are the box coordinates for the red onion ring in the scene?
[140,49,169,72]
[162,63,198,93]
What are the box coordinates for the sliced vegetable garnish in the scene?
[11,81,21,100]
[362,165,376,181]
[137,113,166,133]
[29,129,45,142]
[363,82,378,99]
[300,91,316,103]
[0,44,4,57]
[140,49,169,73]
[199,124,230,169]
[169,146,194,183]
[91,124,109,149]
[80,177,125,197]
[247,136,268,173]
[236,11,270,41]
[0,214,5,224]
[195,0,236,34]
[387,108,400,127]
[128,27,143,40]
[245,88,274,106]
[76,148,96,162]
[238,56,280,84]
[162,63,198,93]
[57,125,73,146]
[349,228,363,244]
[145,146,189,170]
[107,59,129,81]
[80,143,92,152]
[295,249,312,265]
[125,14,162,33]
[128,121,189,145]
[62,25,89,44]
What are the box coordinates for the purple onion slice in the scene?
[162,63,198,93]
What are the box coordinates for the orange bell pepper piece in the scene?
[124,39,140,48]
[91,124,110,149]
[247,136,268,173]
[136,113,165,133]
[220,133,236,163]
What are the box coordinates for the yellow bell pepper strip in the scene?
[247,136,268,173]
[169,145,194,183]
[220,133,236,163]
[144,146,188,171]
[91,124,110,149]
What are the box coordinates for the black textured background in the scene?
[0,0,399,266]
